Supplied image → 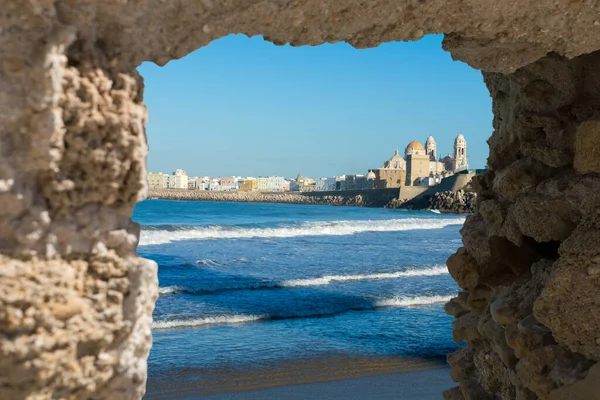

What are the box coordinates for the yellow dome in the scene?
[406,140,424,151]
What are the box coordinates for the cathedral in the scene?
[370,134,468,188]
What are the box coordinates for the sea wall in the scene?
[148,188,400,207]
[3,1,600,399]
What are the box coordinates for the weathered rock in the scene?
[453,312,482,343]
[574,121,600,174]
[446,51,600,399]
[4,0,600,398]
[447,247,480,290]
[534,225,600,360]
[443,386,465,400]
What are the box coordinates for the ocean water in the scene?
[134,200,464,389]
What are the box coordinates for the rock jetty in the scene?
[384,190,477,213]
[147,189,369,206]
[427,190,477,213]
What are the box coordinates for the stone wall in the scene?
[443,52,600,399]
[2,1,600,399]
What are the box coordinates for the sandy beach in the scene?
[145,356,454,400]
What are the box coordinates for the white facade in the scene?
[170,170,187,189]
[315,178,327,192]
[147,172,169,189]
[208,178,221,191]
[257,177,269,192]
[453,134,468,172]
[267,176,285,192]
[420,175,443,187]
[315,177,338,191]
[188,177,207,190]
[326,177,338,191]
[425,136,437,160]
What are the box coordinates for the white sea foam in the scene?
[280,266,449,287]
[157,266,450,295]
[152,295,453,330]
[152,314,264,329]
[158,286,181,295]
[374,295,453,308]
[139,217,466,246]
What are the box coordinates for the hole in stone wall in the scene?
[522,236,561,261]
[134,33,492,397]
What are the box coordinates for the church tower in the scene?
[425,136,437,161]
[453,134,468,172]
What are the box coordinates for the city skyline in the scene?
[138,34,492,178]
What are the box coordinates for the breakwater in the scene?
[147,188,476,213]
[147,188,400,207]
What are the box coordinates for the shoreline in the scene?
[146,189,475,213]
[144,356,453,399]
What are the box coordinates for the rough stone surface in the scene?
[3,0,600,399]
[445,51,600,399]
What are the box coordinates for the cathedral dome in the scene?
[406,140,424,151]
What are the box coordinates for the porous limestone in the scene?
[1,1,600,399]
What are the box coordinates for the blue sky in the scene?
[138,34,492,178]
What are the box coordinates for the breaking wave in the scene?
[152,294,454,330]
[152,315,264,329]
[157,266,449,296]
[139,217,465,246]
[374,295,452,308]
[280,266,449,287]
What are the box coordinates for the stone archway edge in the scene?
[1,1,600,399]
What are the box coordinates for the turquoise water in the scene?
[134,200,463,382]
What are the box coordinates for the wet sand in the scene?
[145,356,454,399]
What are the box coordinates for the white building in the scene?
[208,178,221,191]
[147,172,169,189]
[326,177,339,191]
[267,176,285,192]
[315,178,327,192]
[420,175,443,187]
[453,134,468,172]
[257,177,269,192]
[169,169,188,189]
[188,177,207,190]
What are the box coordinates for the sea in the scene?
[134,200,465,394]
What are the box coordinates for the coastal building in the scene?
[207,178,221,191]
[326,177,338,191]
[315,178,327,192]
[267,176,286,192]
[239,178,257,192]
[453,134,468,172]
[425,136,437,160]
[371,149,406,189]
[282,181,290,192]
[169,169,188,189]
[291,174,316,192]
[147,172,169,189]
[405,141,430,186]
[256,177,269,192]
[219,177,237,191]
[343,174,373,190]
[187,177,207,190]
